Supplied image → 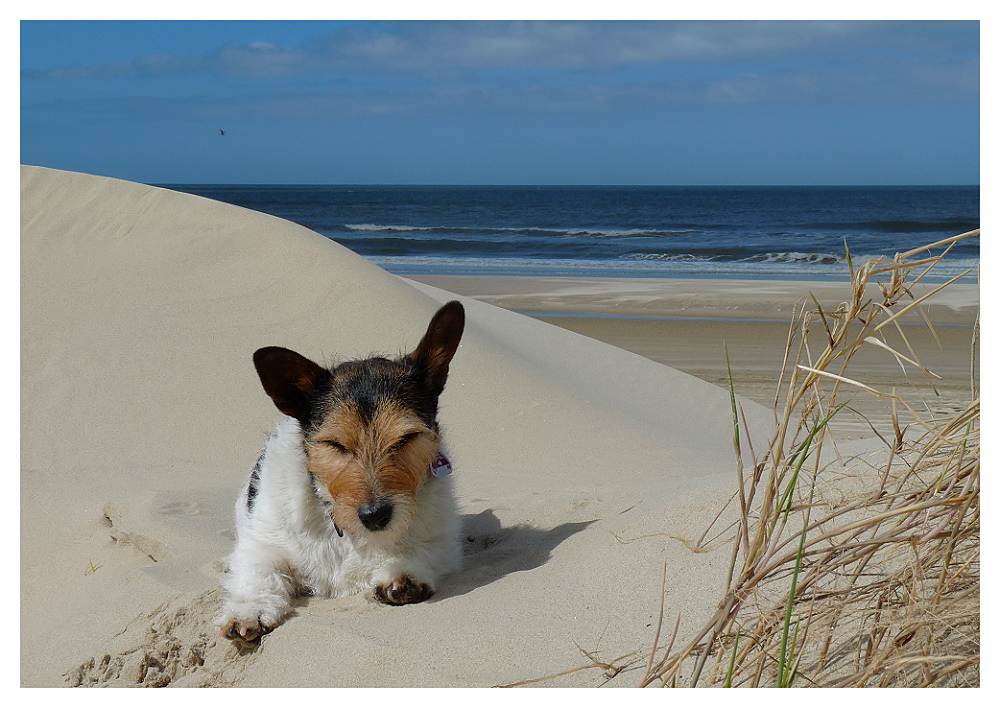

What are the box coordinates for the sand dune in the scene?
[23,165,818,686]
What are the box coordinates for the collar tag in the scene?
[430,451,453,477]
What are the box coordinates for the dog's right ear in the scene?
[410,301,465,395]
[253,346,328,422]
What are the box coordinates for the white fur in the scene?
[218,417,461,636]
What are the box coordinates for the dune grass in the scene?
[640,230,980,687]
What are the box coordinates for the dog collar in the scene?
[430,451,453,477]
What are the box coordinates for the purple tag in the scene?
[430,451,453,477]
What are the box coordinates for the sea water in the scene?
[162,184,979,282]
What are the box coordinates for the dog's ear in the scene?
[253,346,328,421]
[409,301,465,394]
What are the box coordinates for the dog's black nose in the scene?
[358,499,393,531]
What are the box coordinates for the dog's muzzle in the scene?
[358,498,393,531]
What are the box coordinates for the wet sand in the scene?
[407,274,979,435]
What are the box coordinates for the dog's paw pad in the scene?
[373,575,433,605]
[219,618,272,644]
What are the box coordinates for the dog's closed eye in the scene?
[389,432,421,454]
[321,439,350,454]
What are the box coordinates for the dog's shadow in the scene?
[436,509,594,600]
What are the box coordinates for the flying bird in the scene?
[220,129,226,136]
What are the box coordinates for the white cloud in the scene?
[21,20,978,118]
[24,20,978,81]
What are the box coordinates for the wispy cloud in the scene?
[24,21,977,79]
[21,20,979,119]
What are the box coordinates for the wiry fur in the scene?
[218,301,465,642]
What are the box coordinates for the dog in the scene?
[218,301,465,642]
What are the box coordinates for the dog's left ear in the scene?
[410,301,465,394]
[253,346,329,422]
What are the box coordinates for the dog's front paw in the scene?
[219,616,272,643]
[373,575,433,605]
[218,614,275,644]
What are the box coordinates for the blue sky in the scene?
[20,20,980,185]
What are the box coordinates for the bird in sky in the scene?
[220,129,225,136]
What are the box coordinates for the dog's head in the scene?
[252,301,464,542]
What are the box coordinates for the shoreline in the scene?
[404,274,979,325]
[407,273,979,435]
[381,262,978,287]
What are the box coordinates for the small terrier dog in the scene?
[218,301,465,642]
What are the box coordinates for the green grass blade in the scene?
[777,517,809,687]
[726,342,739,450]
[777,402,848,521]
[724,629,740,687]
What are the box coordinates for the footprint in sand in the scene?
[65,589,258,687]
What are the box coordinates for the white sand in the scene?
[22,165,851,687]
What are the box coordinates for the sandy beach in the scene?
[408,274,979,436]
[21,166,978,687]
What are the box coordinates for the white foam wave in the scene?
[739,252,845,265]
[343,223,697,238]
[344,223,434,232]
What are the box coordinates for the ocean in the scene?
[162,185,979,282]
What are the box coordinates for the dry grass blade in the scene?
[795,364,887,397]
[644,231,979,688]
[863,336,943,381]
